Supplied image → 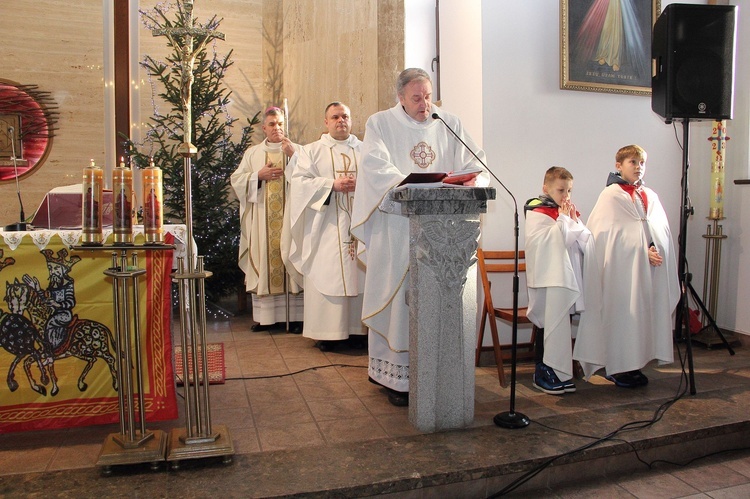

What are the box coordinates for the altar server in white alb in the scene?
[288,102,367,351]
[350,68,490,406]
[574,144,679,388]
[231,107,304,332]
[524,166,601,396]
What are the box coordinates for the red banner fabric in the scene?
[0,230,178,433]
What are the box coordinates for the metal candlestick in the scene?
[95,250,167,473]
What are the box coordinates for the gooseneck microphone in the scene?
[5,125,29,231]
[431,111,511,203]
[431,110,530,429]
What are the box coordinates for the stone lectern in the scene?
[393,186,496,432]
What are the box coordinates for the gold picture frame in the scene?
[561,0,661,96]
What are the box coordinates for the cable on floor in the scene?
[489,331,696,497]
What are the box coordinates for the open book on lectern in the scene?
[395,166,483,190]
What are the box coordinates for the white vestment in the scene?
[525,209,601,382]
[574,183,679,377]
[231,139,303,325]
[288,133,366,340]
[350,104,490,392]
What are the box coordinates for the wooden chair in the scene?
[475,248,538,387]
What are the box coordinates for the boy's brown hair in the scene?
[616,144,647,164]
[544,166,573,186]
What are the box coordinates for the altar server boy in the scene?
[525,166,601,395]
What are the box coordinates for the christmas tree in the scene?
[127,3,260,303]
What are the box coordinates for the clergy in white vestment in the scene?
[523,166,602,395]
[574,145,679,388]
[350,68,490,406]
[231,107,304,332]
[288,102,367,351]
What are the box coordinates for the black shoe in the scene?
[251,322,271,332]
[387,389,409,407]
[290,322,303,334]
[316,340,337,352]
[347,335,367,349]
[605,372,639,388]
[629,370,649,386]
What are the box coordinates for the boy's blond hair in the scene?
[616,144,647,164]
[544,166,573,186]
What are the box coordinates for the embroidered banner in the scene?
[0,229,179,433]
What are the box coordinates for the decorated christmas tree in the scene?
[126,3,260,303]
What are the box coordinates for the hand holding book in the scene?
[396,166,483,189]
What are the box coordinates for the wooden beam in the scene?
[114,0,130,160]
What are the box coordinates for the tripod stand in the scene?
[673,118,734,396]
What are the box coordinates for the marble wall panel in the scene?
[0,0,105,224]
[0,0,403,225]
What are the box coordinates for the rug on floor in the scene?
[174,343,225,385]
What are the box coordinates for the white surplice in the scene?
[574,182,679,377]
[350,104,490,392]
[288,133,366,340]
[231,139,303,325]
[525,209,600,382]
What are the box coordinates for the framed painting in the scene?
[561,0,661,96]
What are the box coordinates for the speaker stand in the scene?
[672,119,734,396]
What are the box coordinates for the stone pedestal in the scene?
[394,186,496,432]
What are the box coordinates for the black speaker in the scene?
[651,4,737,122]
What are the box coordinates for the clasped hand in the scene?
[333,176,356,193]
[648,245,663,267]
[559,200,579,222]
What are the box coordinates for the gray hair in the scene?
[396,68,431,96]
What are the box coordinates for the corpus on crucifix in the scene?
[151,0,224,151]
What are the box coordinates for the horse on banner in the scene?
[0,249,52,395]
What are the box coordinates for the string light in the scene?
[127,1,260,304]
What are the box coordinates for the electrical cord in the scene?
[173,363,368,397]
[488,331,708,497]
[225,363,368,381]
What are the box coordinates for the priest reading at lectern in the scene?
[350,68,490,406]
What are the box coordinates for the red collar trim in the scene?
[617,183,648,211]
[532,206,559,220]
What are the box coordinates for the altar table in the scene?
[0,226,185,433]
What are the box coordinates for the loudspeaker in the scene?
[651,4,737,122]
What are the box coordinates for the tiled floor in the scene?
[1,311,750,498]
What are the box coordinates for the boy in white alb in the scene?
[574,145,679,388]
[524,166,600,395]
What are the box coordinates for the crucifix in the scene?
[150,0,234,466]
[150,0,224,265]
[152,0,224,151]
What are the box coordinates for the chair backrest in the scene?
[477,248,526,311]
[477,249,526,276]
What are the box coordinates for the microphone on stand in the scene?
[432,111,530,429]
[4,126,29,231]
[431,112,502,186]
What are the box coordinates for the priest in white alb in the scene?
[231,107,303,332]
[350,68,490,406]
[288,102,366,351]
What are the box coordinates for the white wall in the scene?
[405,0,439,96]
[411,1,749,339]
[437,1,483,145]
